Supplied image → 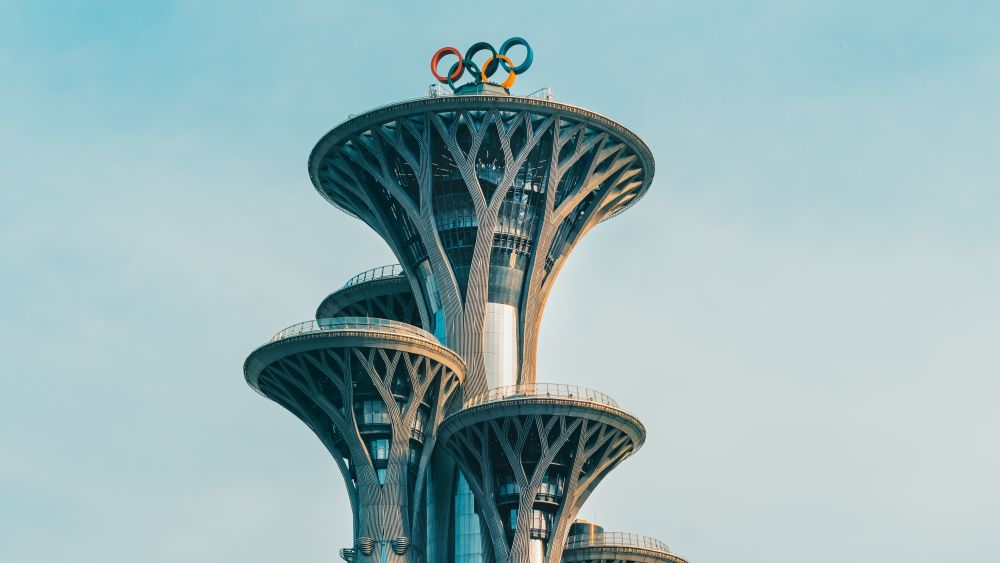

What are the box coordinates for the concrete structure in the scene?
[245,58,689,563]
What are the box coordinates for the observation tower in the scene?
[245,38,689,563]
[308,40,654,398]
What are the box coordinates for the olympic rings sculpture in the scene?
[430,37,533,91]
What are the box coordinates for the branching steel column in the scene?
[245,325,465,563]
[309,96,654,398]
[438,394,645,563]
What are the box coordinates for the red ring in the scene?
[431,47,463,84]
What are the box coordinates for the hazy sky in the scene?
[2,2,998,562]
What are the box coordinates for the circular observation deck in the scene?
[308,93,655,224]
[307,92,657,399]
[315,265,421,326]
[562,532,689,563]
[245,316,466,555]
[440,383,645,448]
[342,264,406,288]
[436,384,646,563]
[244,316,464,393]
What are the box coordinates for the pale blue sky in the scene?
[2,2,998,562]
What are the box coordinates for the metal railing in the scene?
[270,317,434,343]
[342,264,405,288]
[524,87,554,101]
[564,532,670,553]
[428,84,452,97]
[463,383,620,409]
[427,84,554,101]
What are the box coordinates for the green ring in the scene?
[448,59,481,91]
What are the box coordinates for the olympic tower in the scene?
[245,39,689,563]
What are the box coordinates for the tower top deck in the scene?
[309,93,655,223]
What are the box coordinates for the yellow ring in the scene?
[481,54,516,88]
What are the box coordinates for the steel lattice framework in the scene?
[246,85,692,563]
[245,321,464,562]
[309,95,654,398]
[438,393,645,563]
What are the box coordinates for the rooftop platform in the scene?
[245,316,464,393]
[563,531,689,563]
[271,316,433,343]
[315,265,421,325]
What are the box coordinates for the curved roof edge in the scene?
[307,94,655,223]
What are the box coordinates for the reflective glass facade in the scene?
[370,439,390,460]
[360,400,391,425]
[431,126,478,297]
[451,473,483,563]
[488,129,549,307]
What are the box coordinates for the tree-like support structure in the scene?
[317,265,422,326]
[244,318,465,563]
[309,96,655,397]
[246,71,684,563]
[436,385,645,563]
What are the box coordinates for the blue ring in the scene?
[499,37,533,74]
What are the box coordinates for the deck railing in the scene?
[427,84,554,100]
[564,531,670,553]
[342,264,405,288]
[463,383,619,409]
[270,317,433,343]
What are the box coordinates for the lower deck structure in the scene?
[245,318,464,562]
[562,521,689,563]
[438,385,646,563]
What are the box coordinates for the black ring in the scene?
[464,42,499,80]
